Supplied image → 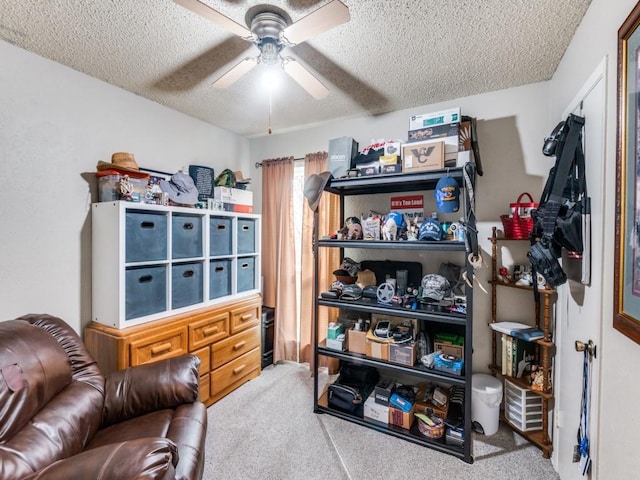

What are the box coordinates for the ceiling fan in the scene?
[174,0,350,99]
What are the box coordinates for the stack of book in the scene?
[490,322,544,379]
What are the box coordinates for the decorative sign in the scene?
[390,195,424,215]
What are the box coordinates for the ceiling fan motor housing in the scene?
[250,12,288,65]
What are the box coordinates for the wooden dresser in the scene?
[85,293,262,406]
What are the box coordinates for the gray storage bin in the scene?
[172,213,203,259]
[209,216,233,256]
[125,211,168,263]
[172,261,204,309]
[237,219,256,254]
[125,265,167,320]
[237,256,256,292]
[209,259,232,300]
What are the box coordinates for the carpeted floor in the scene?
[204,362,560,480]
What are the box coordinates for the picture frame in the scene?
[614,3,640,345]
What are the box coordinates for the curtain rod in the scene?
[255,157,304,169]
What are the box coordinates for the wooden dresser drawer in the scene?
[211,325,260,369]
[230,303,260,334]
[211,347,260,402]
[199,373,210,403]
[129,325,188,365]
[189,311,230,349]
[192,346,211,375]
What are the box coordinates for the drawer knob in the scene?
[203,326,219,336]
[233,340,246,350]
[233,364,246,375]
[151,342,172,355]
[240,313,253,321]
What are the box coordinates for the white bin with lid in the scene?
[472,373,503,435]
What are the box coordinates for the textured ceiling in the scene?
[0,0,590,137]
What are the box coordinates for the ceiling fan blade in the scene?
[213,57,258,89]
[174,0,252,38]
[282,58,328,100]
[282,0,350,45]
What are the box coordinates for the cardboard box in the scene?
[327,323,344,340]
[364,391,389,424]
[389,403,416,430]
[409,108,461,130]
[433,340,464,360]
[380,162,402,175]
[326,337,347,351]
[389,343,416,366]
[384,141,402,156]
[402,140,444,172]
[328,137,358,179]
[415,383,450,420]
[213,187,253,206]
[358,161,380,176]
[365,339,389,360]
[348,327,367,354]
[407,122,459,143]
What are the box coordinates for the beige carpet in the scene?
[203,361,560,480]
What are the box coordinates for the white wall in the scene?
[0,41,250,333]
[549,0,640,477]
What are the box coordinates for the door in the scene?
[553,58,605,479]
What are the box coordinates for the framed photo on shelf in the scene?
[614,2,640,345]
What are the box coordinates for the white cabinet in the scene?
[92,201,261,328]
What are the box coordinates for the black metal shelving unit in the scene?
[312,168,476,464]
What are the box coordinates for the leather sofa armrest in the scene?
[102,354,201,427]
[23,438,177,480]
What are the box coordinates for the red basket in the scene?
[500,192,538,239]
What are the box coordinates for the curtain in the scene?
[261,157,297,363]
[299,152,341,373]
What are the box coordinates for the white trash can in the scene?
[472,373,503,435]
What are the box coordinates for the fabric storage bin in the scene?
[237,257,256,292]
[125,265,167,320]
[209,216,233,256]
[209,259,232,299]
[125,211,168,263]
[237,219,256,254]
[172,261,204,309]
[172,213,203,259]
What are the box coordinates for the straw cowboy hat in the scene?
[303,171,332,211]
[96,152,141,175]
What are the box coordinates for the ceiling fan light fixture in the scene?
[258,37,281,65]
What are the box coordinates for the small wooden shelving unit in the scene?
[488,227,555,458]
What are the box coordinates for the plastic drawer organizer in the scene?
[92,201,261,329]
[504,379,543,432]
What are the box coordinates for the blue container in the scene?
[125,211,168,263]
[172,261,204,309]
[209,216,233,256]
[172,214,203,259]
[237,257,256,292]
[125,265,167,320]
[237,219,256,254]
[209,259,232,300]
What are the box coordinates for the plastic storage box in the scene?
[96,169,149,203]
[504,378,543,432]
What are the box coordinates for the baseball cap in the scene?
[418,217,443,241]
[420,274,451,302]
[435,176,460,213]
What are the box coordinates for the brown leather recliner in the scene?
[0,314,207,480]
